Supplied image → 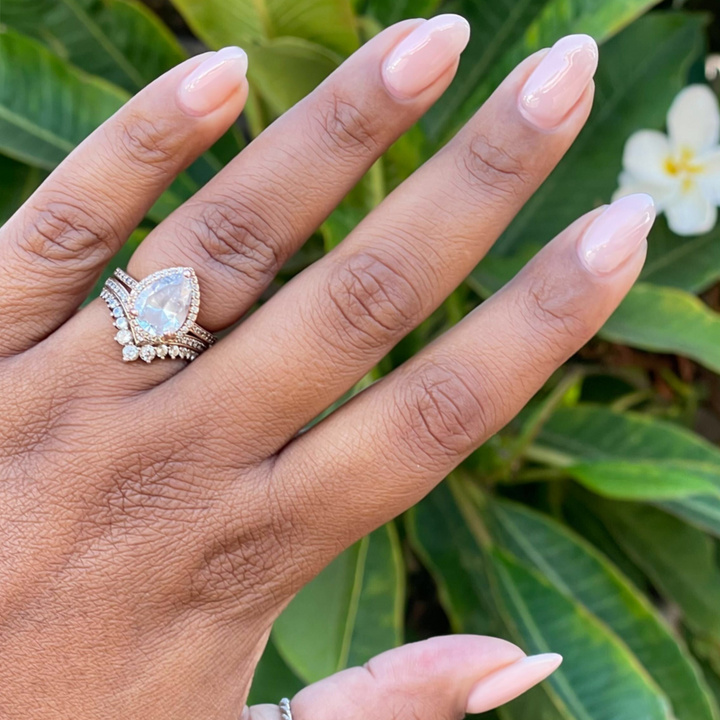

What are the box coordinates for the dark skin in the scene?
[0,18,650,719]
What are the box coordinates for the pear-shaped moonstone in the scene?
[133,270,193,337]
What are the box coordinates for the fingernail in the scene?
[578,193,656,275]
[466,653,563,714]
[178,47,248,116]
[518,34,598,130]
[382,14,471,99]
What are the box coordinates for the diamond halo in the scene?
[101,266,215,364]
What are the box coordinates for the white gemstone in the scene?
[140,345,156,363]
[156,344,168,359]
[114,317,129,330]
[112,306,124,318]
[122,345,140,362]
[115,329,133,345]
[169,345,180,359]
[133,270,194,338]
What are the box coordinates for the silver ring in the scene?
[279,698,293,720]
[101,267,217,363]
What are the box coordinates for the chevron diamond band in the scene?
[279,698,293,720]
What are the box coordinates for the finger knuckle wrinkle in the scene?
[398,365,487,460]
[192,197,283,286]
[20,197,120,268]
[113,113,176,172]
[522,276,591,348]
[325,252,422,352]
[459,132,527,199]
[316,92,380,156]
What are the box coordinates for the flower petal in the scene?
[699,148,720,206]
[613,173,678,212]
[667,85,720,153]
[621,130,673,182]
[665,182,718,236]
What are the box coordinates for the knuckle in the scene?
[323,252,423,353]
[190,194,284,287]
[314,91,380,157]
[457,132,529,200]
[18,194,121,269]
[111,112,177,173]
[520,274,592,353]
[395,364,489,462]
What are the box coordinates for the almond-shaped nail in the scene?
[382,14,471,99]
[466,653,563,714]
[579,193,656,275]
[178,47,248,116]
[519,34,598,130]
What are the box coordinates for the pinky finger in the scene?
[244,636,561,720]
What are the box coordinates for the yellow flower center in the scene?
[664,146,704,177]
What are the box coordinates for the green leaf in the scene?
[491,11,705,257]
[599,503,720,648]
[0,155,45,225]
[486,498,719,720]
[490,548,672,720]
[362,0,442,26]
[247,38,342,116]
[601,284,720,375]
[169,0,358,57]
[247,640,305,706]
[0,0,184,92]
[406,482,496,636]
[0,27,126,169]
[424,0,662,143]
[569,460,720,500]
[641,217,720,293]
[272,523,404,683]
[660,496,720,539]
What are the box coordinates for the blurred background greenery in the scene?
[2,0,720,717]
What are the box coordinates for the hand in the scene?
[0,15,654,719]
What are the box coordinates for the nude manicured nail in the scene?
[382,14,471,99]
[578,193,656,275]
[519,34,598,130]
[466,653,563,714]
[178,47,248,116]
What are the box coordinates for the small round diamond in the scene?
[139,345,156,363]
[122,345,140,362]
[156,344,168,359]
[112,306,124,318]
[115,329,133,345]
[114,317,129,330]
[169,345,180,359]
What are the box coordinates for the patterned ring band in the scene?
[279,698,293,720]
[101,267,217,364]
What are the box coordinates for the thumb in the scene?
[244,635,562,720]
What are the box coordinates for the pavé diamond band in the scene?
[279,698,293,720]
[101,267,217,363]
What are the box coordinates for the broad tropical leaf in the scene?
[601,284,720,375]
[486,498,719,720]
[0,0,184,92]
[599,503,720,650]
[272,523,404,683]
[423,0,662,142]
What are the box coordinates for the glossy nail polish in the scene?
[382,14,471,99]
[519,34,598,130]
[466,653,563,714]
[177,47,248,116]
[578,193,656,275]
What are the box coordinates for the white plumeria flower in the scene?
[613,85,720,236]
